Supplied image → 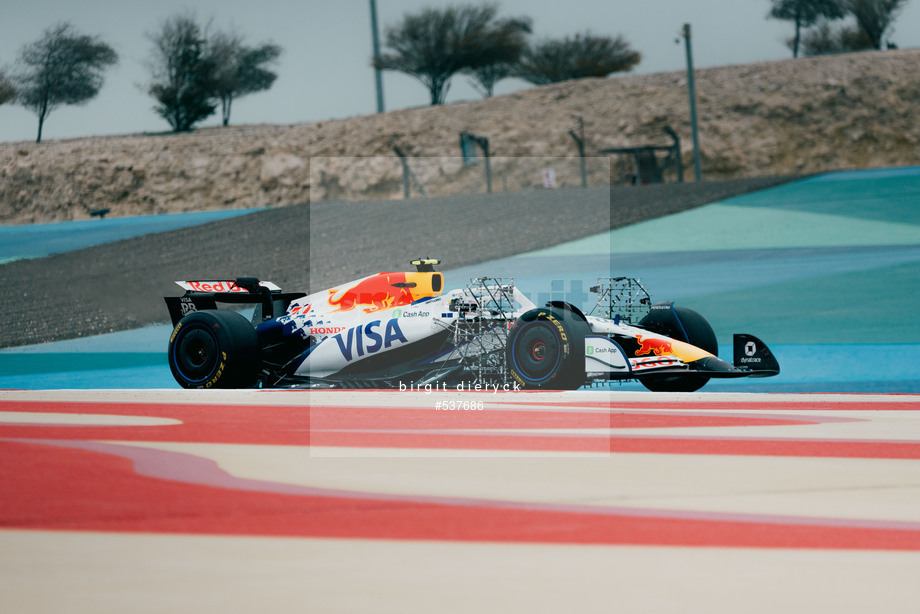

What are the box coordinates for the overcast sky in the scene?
[2,0,919,143]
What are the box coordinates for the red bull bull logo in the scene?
[635,335,673,356]
[327,273,415,313]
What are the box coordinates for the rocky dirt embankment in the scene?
[1,49,918,224]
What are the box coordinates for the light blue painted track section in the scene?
[2,167,919,391]
[0,325,176,389]
[0,207,262,263]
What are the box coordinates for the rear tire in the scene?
[506,307,586,390]
[639,306,716,393]
[168,310,260,389]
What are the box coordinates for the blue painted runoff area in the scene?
[0,324,175,389]
[0,207,263,263]
[2,167,919,392]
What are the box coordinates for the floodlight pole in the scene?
[370,0,385,113]
[682,23,702,182]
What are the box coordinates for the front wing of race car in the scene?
[587,332,777,374]
[584,333,778,378]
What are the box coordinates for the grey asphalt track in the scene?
[0,176,798,348]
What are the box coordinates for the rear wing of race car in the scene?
[164,277,306,326]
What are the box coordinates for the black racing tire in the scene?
[168,310,260,389]
[506,306,587,390]
[640,306,717,393]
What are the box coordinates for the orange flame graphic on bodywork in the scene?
[326,272,442,314]
[327,273,412,313]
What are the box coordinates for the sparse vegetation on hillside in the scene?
[206,30,282,127]
[1,50,918,225]
[768,0,910,56]
[145,14,216,133]
[845,0,910,49]
[768,0,847,57]
[375,3,641,103]
[513,32,641,85]
[144,13,284,132]
[374,3,533,104]
[11,22,118,143]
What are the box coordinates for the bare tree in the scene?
[12,23,117,142]
[145,14,216,132]
[208,31,282,126]
[843,0,908,48]
[513,32,640,86]
[768,0,847,57]
[375,3,531,105]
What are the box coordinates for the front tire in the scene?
[639,306,717,393]
[168,310,260,389]
[506,307,586,390]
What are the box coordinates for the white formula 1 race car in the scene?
[165,259,779,391]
